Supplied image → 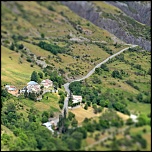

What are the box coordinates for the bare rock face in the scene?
[61,1,151,51]
[106,1,151,26]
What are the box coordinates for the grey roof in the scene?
[8,88,16,91]
[5,85,10,88]
[27,81,38,85]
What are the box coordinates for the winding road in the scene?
[52,44,138,125]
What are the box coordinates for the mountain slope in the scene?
[1,1,151,151]
[1,1,129,85]
[1,45,42,86]
[61,1,151,51]
[106,1,151,26]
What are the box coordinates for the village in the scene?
[4,79,82,104]
[4,79,83,133]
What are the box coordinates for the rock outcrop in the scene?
[61,1,151,51]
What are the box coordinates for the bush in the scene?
[86,101,91,107]
[42,116,48,123]
[50,111,54,118]
[9,43,15,51]
[86,22,90,26]
[38,41,66,55]
[100,64,109,71]
[59,103,63,110]
[126,118,134,125]
[133,64,142,70]
[41,33,45,38]
[42,111,49,118]
[30,64,34,67]
[84,104,88,110]
[112,70,122,79]
[68,112,75,121]
[97,107,103,113]
[136,93,143,102]
[18,44,24,49]
[48,5,55,11]
[126,80,140,90]
[26,57,32,62]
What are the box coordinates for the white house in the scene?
[8,86,16,91]
[5,85,10,90]
[42,122,54,133]
[41,79,53,88]
[72,95,82,104]
[130,114,138,123]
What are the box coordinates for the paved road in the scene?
[70,45,137,83]
[65,45,138,87]
[53,44,138,124]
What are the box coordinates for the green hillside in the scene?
[70,46,151,115]
[61,1,150,51]
[1,1,151,151]
[1,1,128,85]
[1,45,42,87]
[69,46,151,151]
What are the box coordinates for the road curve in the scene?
[63,44,137,95]
[70,44,138,83]
[58,44,138,121]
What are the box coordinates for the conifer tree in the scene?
[31,71,38,82]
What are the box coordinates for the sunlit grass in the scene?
[1,46,42,87]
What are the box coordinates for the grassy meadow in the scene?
[1,1,151,151]
[1,46,42,87]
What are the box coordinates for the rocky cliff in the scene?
[61,1,151,51]
[106,1,151,26]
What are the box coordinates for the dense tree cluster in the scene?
[1,94,87,151]
[38,41,66,55]
[83,109,124,132]
[136,93,151,104]
[69,81,130,115]
[43,67,65,88]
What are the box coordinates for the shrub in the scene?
[26,57,32,62]
[38,41,65,55]
[9,43,15,51]
[18,44,24,49]
[48,5,55,11]
[59,103,63,110]
[86,22,90,26]
[84,104,88,110]
[112,70,122,79]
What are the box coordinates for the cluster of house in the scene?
[20,79,53,94]
[5,79,54,98]
[5,79,82,104]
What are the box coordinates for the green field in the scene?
[1,1,128,82]
[1,46,42,87]
[1,1,151,151]
[89,48,151,115]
